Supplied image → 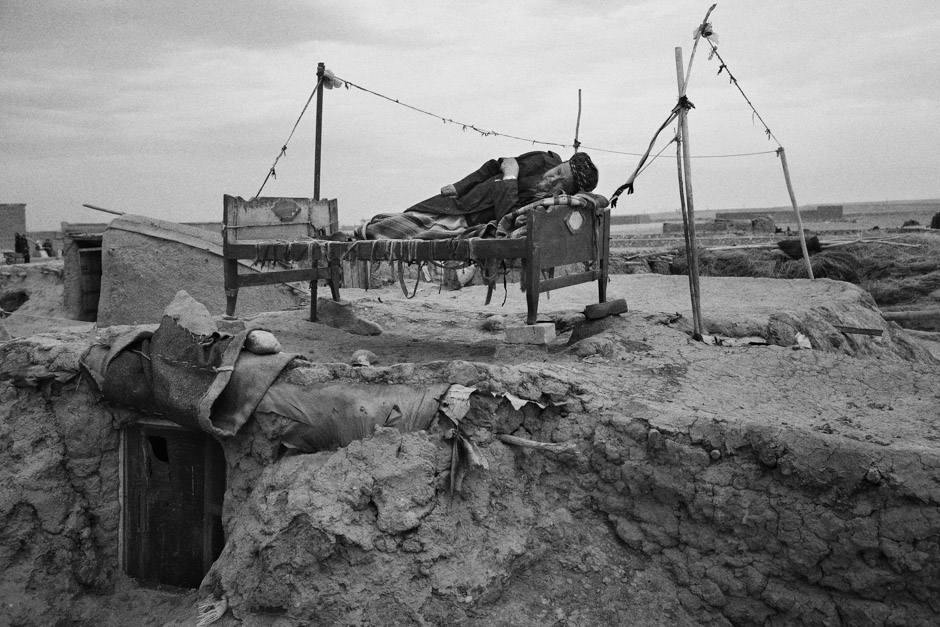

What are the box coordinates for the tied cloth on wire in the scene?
[609,96,695,207]
[692,21,719,58]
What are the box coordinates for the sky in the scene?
[2,1,940,230]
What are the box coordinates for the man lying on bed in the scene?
[353,150,599,240]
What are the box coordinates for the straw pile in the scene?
[669,233,940,309]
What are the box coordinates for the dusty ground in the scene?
[2,259,940,625]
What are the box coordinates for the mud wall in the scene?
[96,217,305,326]
[206,359,940,626]
[0,332,132,624]
[2,330,939,625]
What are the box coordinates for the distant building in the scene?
[0,204,27,251]
[610,214,651,226]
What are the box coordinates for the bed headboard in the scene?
[222,195,339,243]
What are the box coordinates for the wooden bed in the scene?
[222,194,610,326]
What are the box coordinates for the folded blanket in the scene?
[495,192,610,239]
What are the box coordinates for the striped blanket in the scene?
[358,192,609,241]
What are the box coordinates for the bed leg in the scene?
[310,279,318,322]
[526,291,539,326]
[328,260,342,301]
[223,258,239,317]
[525,260,540,325]
[599,209,610,304]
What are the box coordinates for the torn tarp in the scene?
[81,290,295,436]
[81,291,449,452]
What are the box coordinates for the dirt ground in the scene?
[2,258,940,625]
[240,272,940,363]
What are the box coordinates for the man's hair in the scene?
[568,152,598,193]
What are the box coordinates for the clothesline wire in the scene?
[252,68,784,197]
[703,37,783,148]
[334,75,572,150]
[329,73,777,161]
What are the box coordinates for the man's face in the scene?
[533,162,575,195]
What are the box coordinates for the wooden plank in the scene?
[531,207,595,268]
[882,310,940,323]
[538,270,603,293]
[237,267,330,287]
[833,325,883,337]
[225,196,337,243]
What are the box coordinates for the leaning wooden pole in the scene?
[573,89,582,153]
[777,147,815,279]
[675,47,705,340]
[675,136,697,328]
[314,62,325,201]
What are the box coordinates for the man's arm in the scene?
[490,157,521,221]
[450,159,503,197]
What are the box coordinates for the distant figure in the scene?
[931,212,940,229]
[42,239,54,257]
[14,233,30,263]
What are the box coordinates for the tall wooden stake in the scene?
[573,89,582,153]
[777,147,815,279]
[675,47,704,340]
[314,62,325,201]
[311,62,326,321]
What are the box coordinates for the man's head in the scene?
[568,152,598,193]
[532,152,599,196]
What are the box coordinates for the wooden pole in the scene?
[311,62,326,321]
[314,62,325,201]
[573,89,582,153]
[675,135,697,326]
[777,147,815,279]
[683,4,718,93]
[675,47,704,340]
[82,203,125,216]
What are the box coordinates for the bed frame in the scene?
[222,194,609,325]
[223,62,609,327]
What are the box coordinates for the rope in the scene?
[703,38,783,147]
[608,100,687,207]
[252,76,325,199]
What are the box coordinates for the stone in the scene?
[350,349,378,366]
[316,298,383,336]
[244,330,281,355]
[504,323,556,345]
[481,315,506,332]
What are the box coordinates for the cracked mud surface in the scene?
[1,274,939,625]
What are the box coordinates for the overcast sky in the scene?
[3,1,939,230]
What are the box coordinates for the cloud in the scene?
[2,1,940,229]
